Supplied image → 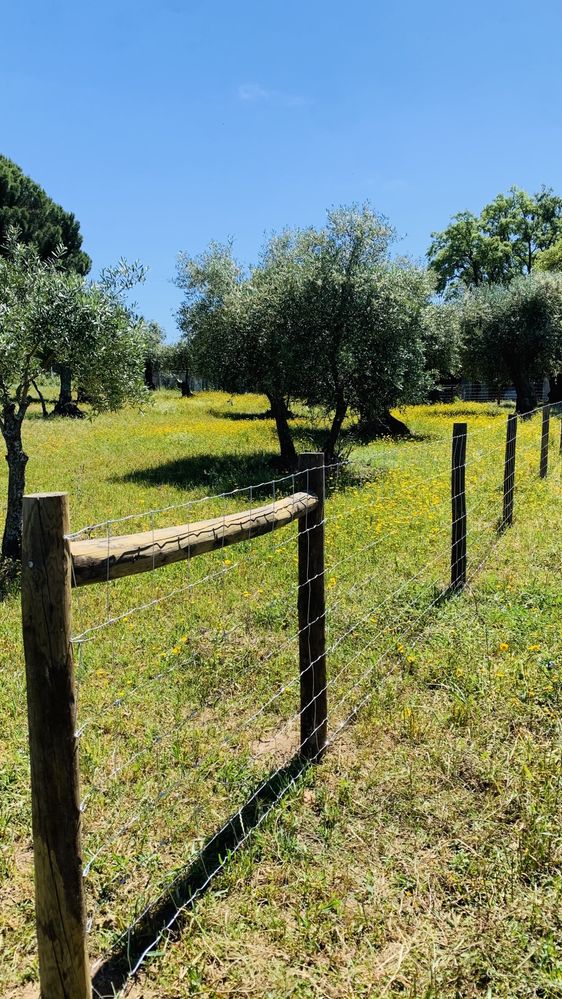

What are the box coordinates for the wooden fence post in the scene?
[297,453,327,761]
[540,405,551,479]
[502,413,518,529]
[451,423,467,592]
[22,493,91,999]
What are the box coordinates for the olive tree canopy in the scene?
[177,205,440,464]
[460,272,562,413]
[0,235,149,559]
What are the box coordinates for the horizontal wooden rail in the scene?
[69,492,318,587]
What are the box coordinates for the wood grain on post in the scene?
[502,413,518,529]
[70,492,317,587]
[297,453,327,761]
[22,493,91,999]
[451,423,468,592]
[540,404,550,478]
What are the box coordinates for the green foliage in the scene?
[429,186,562,293]
[0,235,149,415]
[460,272,562,410]
[428,210,510,291]
[0,233,149,556]
[421,300,462,378]
[177,205,440,458]
[144,321,166,364]
[535,238,562,272]
[160,339,191,374]
[0,155,91,275]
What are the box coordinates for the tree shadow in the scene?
[91,753,307,998]
[117,451,291,500]
[209,408,276,422]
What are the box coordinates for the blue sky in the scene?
[2,0,562,338]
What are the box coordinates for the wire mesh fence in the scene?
[20,401,562,998]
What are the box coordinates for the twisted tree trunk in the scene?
[54,366,84,417]
[31,380,49,419]
[548,373,562,404]
[267,393,297,467]
[144,359,157,391]
[512,372,537,415]
[322,394,348,465]
[2,405,28,560]
[357,409,411,440]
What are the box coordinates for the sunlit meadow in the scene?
[1,391,561,998]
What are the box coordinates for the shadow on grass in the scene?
[91,753,307,998]
[209,408,276,422]
[117,451,287,499]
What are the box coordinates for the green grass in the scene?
[0,391,561,998]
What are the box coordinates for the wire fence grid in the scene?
[20,401,562,998]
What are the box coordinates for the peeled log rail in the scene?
[69,492,318,587]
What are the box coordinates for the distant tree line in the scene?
[0,159,150,561]
[174,193,562,463]
[428,186,562,410]
[3,156,562,564]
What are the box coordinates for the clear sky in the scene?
[2,0,562,338]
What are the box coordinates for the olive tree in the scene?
[178,205,441,464]
[460,273,562,413]
[341,262,438,439]
[177,241,303,464]
[0,237,149,560]
[0,155,94,414]
[143,321,165,390]
[160,340,194,395]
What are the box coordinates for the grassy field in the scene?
[1,391,561,998]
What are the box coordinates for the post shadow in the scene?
[91,753,307,998]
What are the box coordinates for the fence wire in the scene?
[57,402,562,992]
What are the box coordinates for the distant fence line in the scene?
[20,401,561,999]
[436,378,550,404]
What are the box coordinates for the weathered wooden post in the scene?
[22,493,91,999]
[502,413,518,529]
[451,423,467,592]
[297,453,327,761]
[540,405,551,479]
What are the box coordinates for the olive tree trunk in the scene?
[322,394,348,465]
[58,365,72,407]
[512,373,537,415]
[548,373,562,404]
[31,380,49,420]
[2,406,28,561]
[54,367,84,417]
[357,409,411,440]
[144,359,157,391]
[267,393,297,467]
